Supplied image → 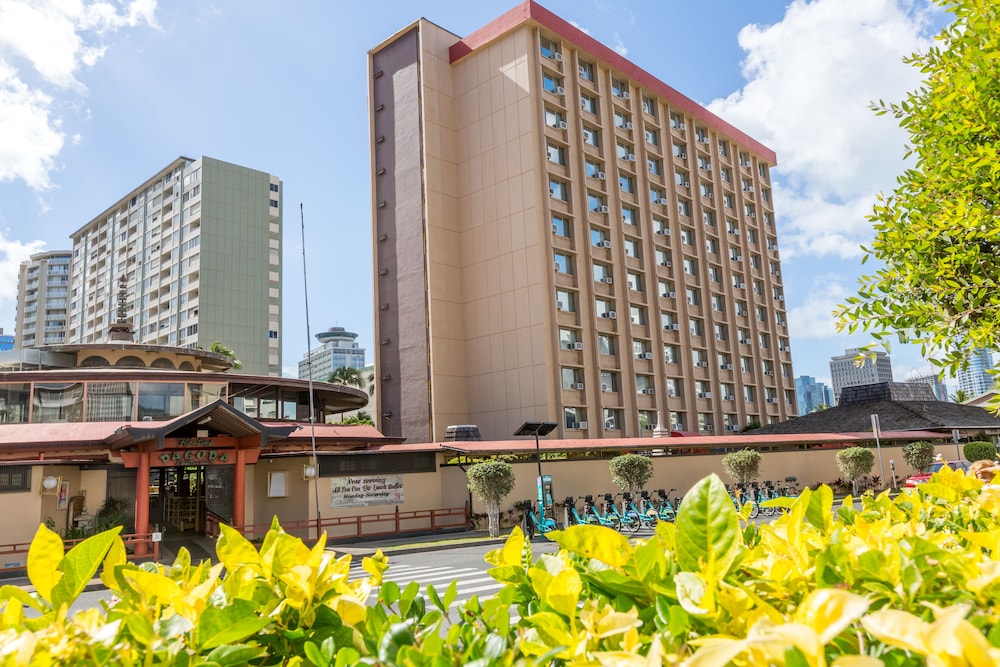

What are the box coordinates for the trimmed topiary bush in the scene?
[721,447,762,485]
[466,460,515,538]
[964,440,997,463]
[836,446,875,494]
[608,454,654,493]
[902,440,936,472]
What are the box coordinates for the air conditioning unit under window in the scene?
[599,240,612,248]
[668,323,680,330]
[703,424,713,431]
[578,421,588,429]
[623,121,633,130]
[626,153,636,161]
[574,382,585,390]
[724,363,733,370]
[696,361,709,367]
[552,52,563,62]
[727,425,740,431]
[554,86,566,95]
[596,171,606,180]
[598,205,610,213]
[602,277,613,284]
[643,388,655,395]
[552,223,559,233]
[664,291,676,298]
[764,370,775,376]
[642,352,654,360]
[601,384,610,392]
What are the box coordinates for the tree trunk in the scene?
[485,498,501,538]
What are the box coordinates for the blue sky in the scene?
[0,0,951,390]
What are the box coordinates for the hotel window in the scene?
[543,72,564,94]
[693,348,709,366]
[702,211,716,228]
[659,279,675,296]
[630,305,647,325]
[698,156,712,171]
[540,36,561,60]
[644,128,659,146]
[677,199,691,216]
[627,272,643,292]
[552,214,570,237]
[718,139,729,157]
[762,359,775,376]
[753,279,764,296]
[635,375,652,394]
[733,273,746,289]
[554,253,572,274]
[642,95,656,116]
[581,94,597,114]
[759,163,769,180]
[711,293,725,311]
[611,78,628,98]
[595,298,614,318]
[722,385,736,401]
[729,245,742,262]
[617,142,634,160]
[578,60,595,81]
[664,344,679,364]
[619,174,635,194]
[639,410,657,430]
[562,367,583,389]
[614,111,631,128]
[669,112,685,129]
[696,380,712,397]
[756,305,767,322]
[556,289,576,312]
[547,143,566,165]
[700,184,714,199]
[559,328,580,349]
[600,371,619,392]
[695,127,709,143]
[741,358,755,377]
[656,250,672,267]
[633,339,651,358]
[583,125,600,147]
[727,220,739,235]
[661,312,678,329]
[622,206,638,226]
[588,193,607,212]
[672,143,686,158]
[721,167,731,183]
[564,407,585,430]
[705,238,718,255]
[604,409,623,430]
[585,160,604,178]
[739,151,751,167]
[698,414,714,432]
[683,257,698,276]
[654,218,670,236]
[738,328,751,344]
[686,287,701,306]
[549,178,568,201]
[762,188,771,203]
[591,227,610,246]
[764,212,774,227]
[717,352,732,369]
[770,261,781,276]
[759,332,770,350]
[675,171,690,187]
[782,362,792,378]
[598,334,616,355]
[545,107,565,128]
[779,337,790,352]
[689,318,704,337]
[750,254,761,270]
[680,227,695,246]
[667,380,681,398]
[650,188,666,205]
[623,238,640,258]
[723,193,734,209]
[648,157,662,176]
[593,262,612,282]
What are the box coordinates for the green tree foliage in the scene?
[466,460,515,538]
[721,448,762,486]
[209,341,241,369]
[608,454,654,492]
[8,473,1000,664]
[964,440,997,463]
[336,412,374,426]
[902,440,937,472]
[326,366,364,389]
[836,447,876,493]
[837,1,1000,388]
[951,389,970,403]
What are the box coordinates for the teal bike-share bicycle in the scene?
[583,494,621,530]
[565,496,592,526]
[516,499,557,539]
[603,493,642,533]
[623,491,657,529]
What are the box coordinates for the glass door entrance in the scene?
[147,466,231,533]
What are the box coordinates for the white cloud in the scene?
[568,20,591,35]
[613,32,627,56]
[0,231,45,300]
[787,276,853,340]
[0,0,157,190]
[708,0,938,260]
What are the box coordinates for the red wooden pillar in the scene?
[233,448,246,531]
[134,450,150,557]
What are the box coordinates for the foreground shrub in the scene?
[902,439,936,472]
[4,469,1000,665]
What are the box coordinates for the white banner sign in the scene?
[330,474,404,508]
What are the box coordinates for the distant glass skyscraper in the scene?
[794,375,834,415]
[906,371,948,401]
[0,328,13,351]
[298,327,366,381]
[956,348,994,398]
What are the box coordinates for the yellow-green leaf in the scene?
[548,524,632,568]
[26,524,63,605]
[794,588,870,644]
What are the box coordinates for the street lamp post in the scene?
[514,421,558,514]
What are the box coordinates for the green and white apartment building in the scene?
[58,156,283,376]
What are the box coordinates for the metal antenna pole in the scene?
[301,203,322,541]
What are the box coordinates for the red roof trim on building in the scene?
[449,0,776,163]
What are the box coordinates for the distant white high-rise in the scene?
[298,327,367,381]
[14,251,73,348]
[956,348,994,398]
[829,348,893,405]
[906,371,948,402]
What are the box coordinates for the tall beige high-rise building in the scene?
[14,250,73,348]
[67,156,282,375]
[371,1,795,442]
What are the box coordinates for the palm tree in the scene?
[209,342,242,369]
[951,389,970,403]
[326,366,364,389]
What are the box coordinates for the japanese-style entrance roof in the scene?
[119,399,295,449]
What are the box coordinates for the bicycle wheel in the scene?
[747,502,760,519]
[625,510,641,533]
[524,516,536,539]
[607,514,621,532]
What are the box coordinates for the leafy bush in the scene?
[466,460,515,538]
[721,447,762,485]
[902,439,936,472]
[964,440,997,463]
[835,446,875,492]
[7,470,1000,664]
[608,453,654,492]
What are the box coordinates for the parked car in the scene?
[904,460,971,488]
